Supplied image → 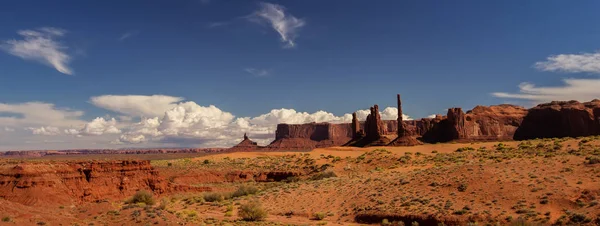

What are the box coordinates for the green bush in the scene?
[232,185,259,198]
[313,212,326,220]
[2,217,10,222]
[239,201,267,221]
[127,190,155,205]
[203,192,224,202]
[310,171,337,180]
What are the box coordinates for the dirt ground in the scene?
[1,137,599,225]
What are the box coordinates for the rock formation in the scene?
[229,133,263,151]
[514,100,600,140]
[0,160,178,205]
[397,94,405,137]
[351,112,363,139]
[389,94,422,146]
[266,123,354,150]
[422,104,527,142]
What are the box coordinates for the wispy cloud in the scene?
[492,78,600,103]
[119,30,140,41]
[1,27,73,75]
[250,2,305,48]
[534,51,600,74]
[494,49,600,103]
[207,21,230,28]
[244,68,270,77]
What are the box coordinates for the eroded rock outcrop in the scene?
[422,104,527,142]
[0,160,171,205]
[389,94,422,146]
[514,100,600,140]
[267,123,354,150]
[229,133,263,151]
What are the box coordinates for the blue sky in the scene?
[2,0,600,150]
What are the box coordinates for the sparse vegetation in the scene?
[126,190,155,205]
[203,192,224,202]
[232,185,259,198]
[310,171,337,180]
[313,212,326,220]
[239,201,267,221]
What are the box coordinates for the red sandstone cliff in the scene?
[514,100,600,140]
[266,123,354,149]
[422,104,527,142]
[0,160,170,205]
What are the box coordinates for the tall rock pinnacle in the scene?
[397,94,405,137]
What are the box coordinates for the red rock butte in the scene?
[230,94,600,151]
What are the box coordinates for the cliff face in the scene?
[514,100,600,140]
[267,123,354,149]
[0,160,168,205]
[271,104,528,148]
[422,105,527,142]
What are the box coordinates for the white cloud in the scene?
[492,78,600,103]
[80,117,121,135]
[89,95,184,117]
[1,27,73,75]
[353,107,412,121]
[114,100,412,147]
[244,68,270,77]
[1,95,417,149]
[252,2,305,48]
[4,127,15,132]
[28,126,61,136]
[0,102,85,128]
[534,51,600,73]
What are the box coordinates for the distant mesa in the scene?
[259,94,600,150]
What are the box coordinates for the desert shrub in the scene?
[203,159,211,164]
[310,171,337,180]
[183,195,204,205]
[232,185,259,198]
[455,147,475,152]
[203,192,224,202]
[586,156,600,164]
[457,183,468,192]
[2,217,10,222]
[127,190,155,205]
[313,212,326,220]
[239,201,267,221]
[569,213,590,223]
[381,219,391,226]
[284,176,300,183]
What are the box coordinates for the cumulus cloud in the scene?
[3,94,419,149]
[251,2,305,48]
[353,107,412,121]
[534,51,600,73]
[1,27,73,75]
[90,95,184,117]
[112,99,413,147]
[28,126,61,136]
[80,117,121,135]
[492,78,600,103]
[244,68,270,77]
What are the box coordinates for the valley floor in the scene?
[1,137,600,225]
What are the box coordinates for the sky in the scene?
[2,0,600,150]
